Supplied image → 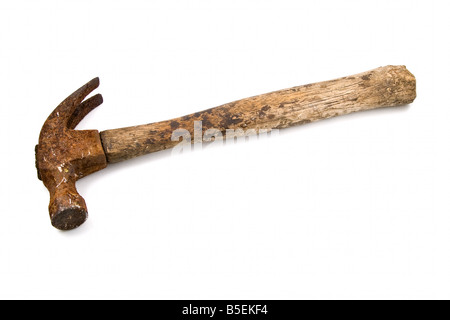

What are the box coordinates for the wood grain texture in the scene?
[100,65,416,163]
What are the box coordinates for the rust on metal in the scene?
[35,78,107,230]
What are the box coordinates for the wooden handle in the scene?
[100,65,416,163]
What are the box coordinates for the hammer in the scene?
[36,65,416,230]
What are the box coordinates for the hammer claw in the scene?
[47,77,100,129]
[64,76,100,110]
[67,93,103,129]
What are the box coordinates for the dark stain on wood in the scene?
[170,121,180,130]
[261,105,271,112]
[201,118,215,129]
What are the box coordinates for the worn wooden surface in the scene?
[100,65,416,163]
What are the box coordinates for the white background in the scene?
[0,0,449,299]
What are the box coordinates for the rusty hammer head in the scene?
[35,78,107,230]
